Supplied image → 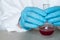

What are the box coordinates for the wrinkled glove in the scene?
[45,6,60,26]
[19,7,47,30]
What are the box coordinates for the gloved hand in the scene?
[19,7,47,30]
[45,6,60,26]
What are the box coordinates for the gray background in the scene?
[0,30,60,40]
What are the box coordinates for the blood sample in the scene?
[39,23,55,36]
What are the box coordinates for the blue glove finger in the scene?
[24,7,47,16]
[25,16,44,26]
[48,17,60,23]
[19,15,32,30]
[24,22,38,28]
[27,12,46,22]
[19,8,31,30]
[53,22,60,26]
[46,11,60,19]
[45,6,60,14]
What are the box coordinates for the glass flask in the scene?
[39,22,55,36]
[38,3,55,36]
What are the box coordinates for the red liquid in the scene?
[39,27,54,36]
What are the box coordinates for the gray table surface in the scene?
[0,30,60,40]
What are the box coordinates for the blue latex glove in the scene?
[45,6,60,26]
[19,7,47,30]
